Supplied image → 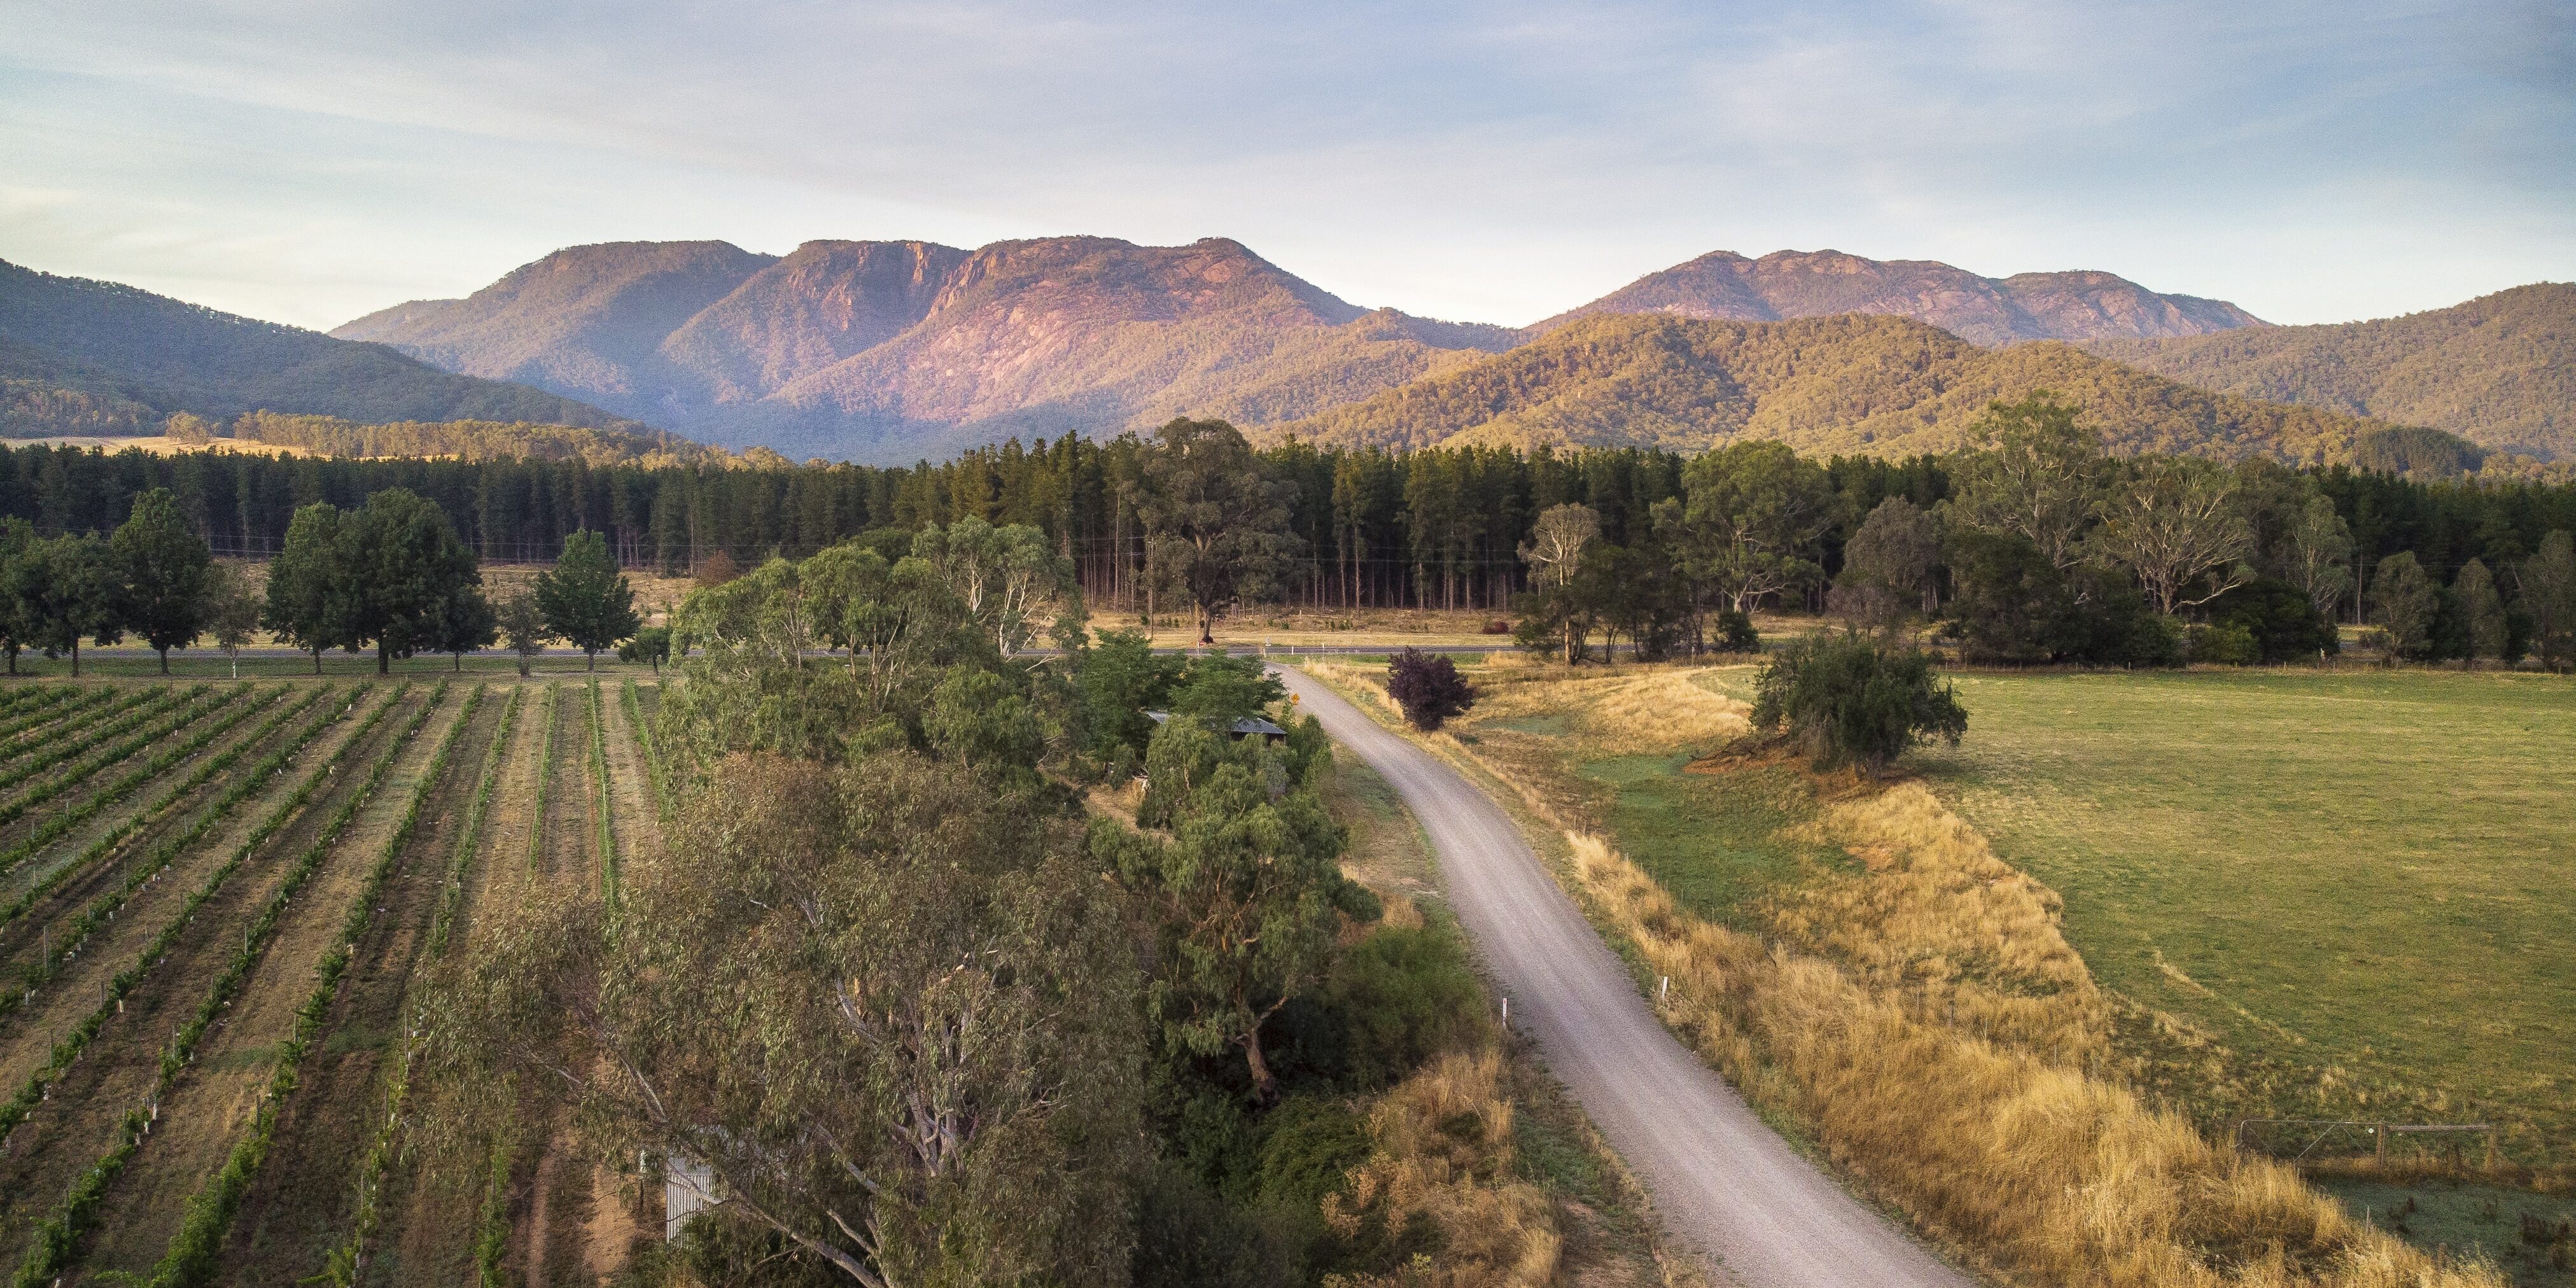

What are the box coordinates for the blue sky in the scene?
[3,1,2569,332]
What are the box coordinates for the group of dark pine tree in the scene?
[4,395,2573,672]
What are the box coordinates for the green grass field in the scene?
[1910,669,2576,1166]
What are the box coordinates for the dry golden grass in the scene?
[1776,783,2107,1067]
[1301,656,2507,1287]
[1569,831,2503,1288]
[1323,1051,1564,1288]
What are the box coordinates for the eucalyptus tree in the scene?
[2370,551,2439,661]
[1661,439,1837,615]
[206,561,262,678]
[1830,496,1941,633]
[2455,559,2509,664]
[1131,419,1296,645]
[2093,456,2252,616]
[1943,391,2104,573]
[422,753,1145,1287]
[2286,492,2356,622]
[111,486,213,673]
[537,528,640,671]
[2519,530,2576,671]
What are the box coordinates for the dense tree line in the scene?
[0,483,641,674]
[2,404,2572,643]
[1502,395,2576,668]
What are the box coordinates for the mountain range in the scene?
[332,237,2272,463]
[0,256,629,439]
[6,237,2566,469]
[1534,249,2264,346]
[334,237,1523,461]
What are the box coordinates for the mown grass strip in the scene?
[0,685,132,762]
[150,684,477,1288]
[0,687,333,1015]
[3,683,427,1288]
[589,680,618,909]
[0,685,257,880]
[0,684,231,843]
[0,683,200,787]
[0,687,384,1147]
[528,682,559,872]
[428,687,521,959]
[619,678,669,819]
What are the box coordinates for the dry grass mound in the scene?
[1322,1051,1564,1288]
[1570,832,2500,1288]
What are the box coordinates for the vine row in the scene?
[0,685,261,879]
[0,686,335,1018]
[4,683,428,1288]
[150,684,480,1287]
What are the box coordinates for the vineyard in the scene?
[0,675,665,1287]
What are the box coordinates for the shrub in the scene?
[1712,608,1760,653]
[2208,576,2337,663]
[1751,633,1966,775]
[1324,926,1489,1089]
[2185,620,2259,666]
[1385,648,1475,731]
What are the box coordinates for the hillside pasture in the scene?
[1911,669,2576,1166]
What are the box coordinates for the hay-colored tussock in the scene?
[1570,830,2501,1287]
[1323,1051,1563,1288]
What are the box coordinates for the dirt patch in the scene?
[542,685,596,890]
[596,681,662,866]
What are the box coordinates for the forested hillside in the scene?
[224,410,710,466]
[1275,312,2391,463]
[0,337,166,436]
[2087,283,2576,461]
[1539,248,2262,344]
[0,258,632,434]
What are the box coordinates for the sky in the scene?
[3,1,2570,333]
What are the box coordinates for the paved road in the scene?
[1277,666,1970,1288]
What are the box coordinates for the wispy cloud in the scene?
[1,0,2567,328]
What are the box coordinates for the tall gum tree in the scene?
[111,487,214,673]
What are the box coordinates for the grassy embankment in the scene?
[1306,654,2548,1288]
